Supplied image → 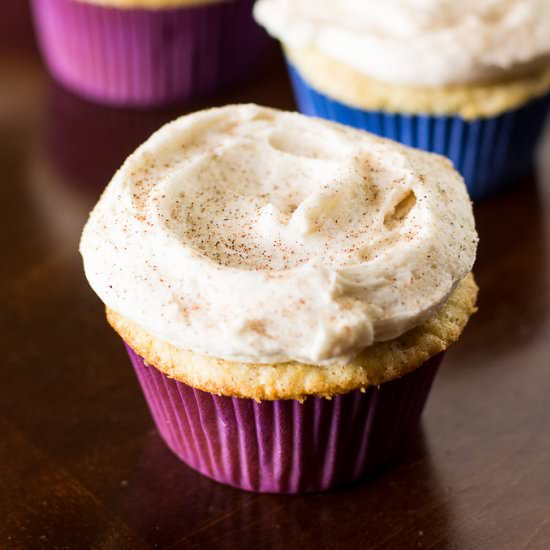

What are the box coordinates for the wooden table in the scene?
[2,5,550,549]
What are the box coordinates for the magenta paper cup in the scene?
[125,344,442,494]
[31,0,268,107]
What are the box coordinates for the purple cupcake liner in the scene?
[31,0,268,107]
[288,63,550,201]
[125,344,442,493]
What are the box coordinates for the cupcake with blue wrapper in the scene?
[254,0,550,200]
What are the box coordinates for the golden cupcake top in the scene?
[286,47,550,119]
[80,104,477,366]
[107,273,478,400]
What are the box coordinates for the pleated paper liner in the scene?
[288,63,550,201]
[31,0,268,107]
[126,344,442,494]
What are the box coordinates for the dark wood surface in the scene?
[2,4,550,549]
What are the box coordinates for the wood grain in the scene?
[2,2,550,548]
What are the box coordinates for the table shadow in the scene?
[455,173,549,364]
[1,0,37,54]
[118,424,452,550]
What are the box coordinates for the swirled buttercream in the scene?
[254,0,550,86]
[80,104,477,365]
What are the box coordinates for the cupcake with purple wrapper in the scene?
[80,104,478,493]
[31,0,268,107]
[254,0,550,200]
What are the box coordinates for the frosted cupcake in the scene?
[80,104,478,493]
[254,0,550,200]
[31,0,268,107]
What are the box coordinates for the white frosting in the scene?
[80,105,477,365]
[254,0,550,86]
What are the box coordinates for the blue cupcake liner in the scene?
[288,63,550,201]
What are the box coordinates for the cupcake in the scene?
[254,0,550,200]
[80,104,478,493]
[31,0,268,107]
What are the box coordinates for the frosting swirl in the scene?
[254,0,550,86]
[80,104,477,365]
